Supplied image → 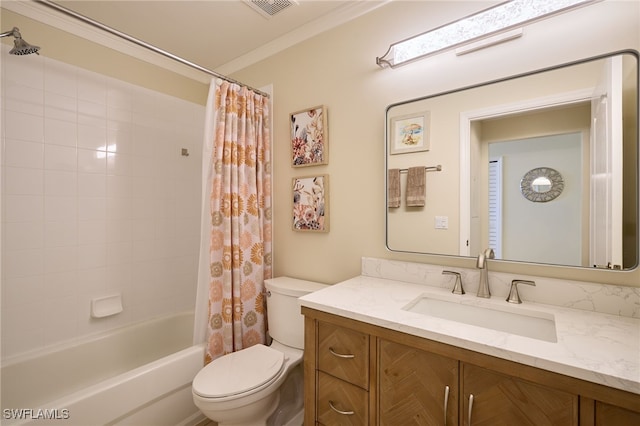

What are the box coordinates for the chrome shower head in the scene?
[0,27,40,55]
[10,37,41,55]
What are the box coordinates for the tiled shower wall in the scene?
[1,46,205,359]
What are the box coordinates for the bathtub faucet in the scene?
[476,248,494,298]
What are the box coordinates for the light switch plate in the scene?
[435,216,448,229]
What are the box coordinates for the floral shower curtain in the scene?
[203,80,272,364]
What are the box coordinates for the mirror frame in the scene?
[385,50,639,272]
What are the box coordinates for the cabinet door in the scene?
[462,363,578,426]
[595,401,640,426]
[378,339,458,426]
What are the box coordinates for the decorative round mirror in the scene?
[520,167,564,202]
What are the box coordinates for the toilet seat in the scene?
[193,344,285,399]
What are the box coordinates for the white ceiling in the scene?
[5,0,389,78]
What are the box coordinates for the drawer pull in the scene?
[468,394,474,425]
[328,400,355,416]
[329,347,355,359]
[443,385,450,426]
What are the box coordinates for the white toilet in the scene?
[192,277,327,426]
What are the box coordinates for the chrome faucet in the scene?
[476,248,494,298]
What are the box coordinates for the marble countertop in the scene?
[299,275,640,395]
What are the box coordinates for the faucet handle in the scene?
[506,280,535,304]
[442,270,464,295]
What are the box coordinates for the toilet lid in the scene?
[193,344,285,398]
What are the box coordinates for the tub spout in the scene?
[476,248,494,298]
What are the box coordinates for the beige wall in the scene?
[231,0,640,286]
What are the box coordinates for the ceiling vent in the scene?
[244,0,298,18]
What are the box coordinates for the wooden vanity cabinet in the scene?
[303,308,640,426]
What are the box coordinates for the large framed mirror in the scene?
[386,51,638,270]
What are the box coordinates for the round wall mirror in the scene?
[520,167,564,202]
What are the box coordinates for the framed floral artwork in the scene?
[389,111,430,154]
[290,105,328,167]
[292,175,329,232]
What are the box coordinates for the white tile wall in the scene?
[1,45,205,359]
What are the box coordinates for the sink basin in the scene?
[403,296,557,343]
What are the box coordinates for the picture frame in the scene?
[290,105,328,167]
[389,111,430,155]
[292,175,329,232]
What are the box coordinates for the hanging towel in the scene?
[406,166,426,207]
[387,169,401,208]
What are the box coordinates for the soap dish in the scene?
[91,294,123,318]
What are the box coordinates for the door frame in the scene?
[459,88,594,256]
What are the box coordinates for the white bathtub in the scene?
[0,312,205,426]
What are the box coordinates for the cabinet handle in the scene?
[329,347,355,359]
[468,394,474,425]
[328,400,355,416]
[443,385,450,426]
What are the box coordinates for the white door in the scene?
[590,56,624,269]
[488,157,503,259]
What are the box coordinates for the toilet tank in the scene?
[265,277,327,349]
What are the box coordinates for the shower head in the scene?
[10,37,41,55]
[0,27,40,55]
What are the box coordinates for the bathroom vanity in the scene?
[299,259,640,425]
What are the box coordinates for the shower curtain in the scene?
[194,79,272,363]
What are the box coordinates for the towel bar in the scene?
[399,165,442,173]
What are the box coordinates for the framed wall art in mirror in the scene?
[389,111,431,154]
[520,167,564,202]
[385,51,638,271]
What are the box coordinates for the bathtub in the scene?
[1,312,205,426]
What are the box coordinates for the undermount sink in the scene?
[403,295,557,343]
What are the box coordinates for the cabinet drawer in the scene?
[317,371,368,425]
[318,321,369,389]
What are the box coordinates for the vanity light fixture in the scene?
[376,0,599,68]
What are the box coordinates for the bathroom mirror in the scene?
[386,51,638,270]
